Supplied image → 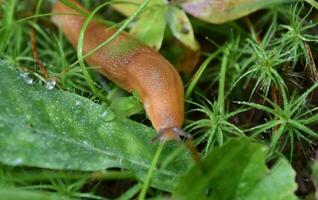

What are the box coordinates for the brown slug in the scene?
[51,0,190,140]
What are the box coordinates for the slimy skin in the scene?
[52,0,186,140]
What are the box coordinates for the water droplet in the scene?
[45,79,56,90]
[144,102,149,110]
[181,26,189,34]
[26,114,31,120]
[219,107,223,113]
[12,157,23,166]
[20,72,34,85]
[82,141,89,146]
[63,163,70,169]
[240,182,247,188]
[100,111,107,117]
[99,108,115,122]
[0,60,7,65]
[117,156,123,166]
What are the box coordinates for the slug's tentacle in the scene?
[172,127,192,138]
[52,0,186,141]
[151,127,192,142]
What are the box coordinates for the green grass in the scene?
[1,0,318,199]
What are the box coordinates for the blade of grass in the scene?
[70,0,151,73]
[138,141,166,200]
[235,101,277,116]
[0,0,16,54]
[77,1,114,102]
[185,49,222,98]
[117,184,142,200]
[217,44,231,115]
[288,120,318,137]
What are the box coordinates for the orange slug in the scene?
[51,0,190,140]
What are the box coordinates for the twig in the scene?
[30,29,49,78]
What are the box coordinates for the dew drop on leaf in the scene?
[19,72,34,85]
[0,60,7,66]
[12,157,23,166]
[45,79,56,90]
[99,108,115,122]
[26,114,31,121]
[82,141,89,147]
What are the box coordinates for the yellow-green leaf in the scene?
[167,6,199,51]
[130,6,167,50]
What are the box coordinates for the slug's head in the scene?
[152,127,192,142]
[127,51,187,141]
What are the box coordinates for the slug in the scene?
[51,0,190,140]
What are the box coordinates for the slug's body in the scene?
[52,0,187,140]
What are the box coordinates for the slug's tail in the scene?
[151,127,192,142]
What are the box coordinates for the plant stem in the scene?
[138,141,166,200]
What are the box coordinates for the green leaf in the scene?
[130,6,167,50]
[110,96,143,117]
[0,187,69,200]
[173,137,297,200]
[167,6,199,51]
[305,0,318,9]
[180,0,291,24]
[112,1,199,51]
[0,65,193,191]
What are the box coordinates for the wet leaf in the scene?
[0,65,193,191]
[112,0,199,51]
[112,0,167,50]
[0,187,69,200]
[130,5,167,50]
[180,0,290,24]
[173,137,297,200]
